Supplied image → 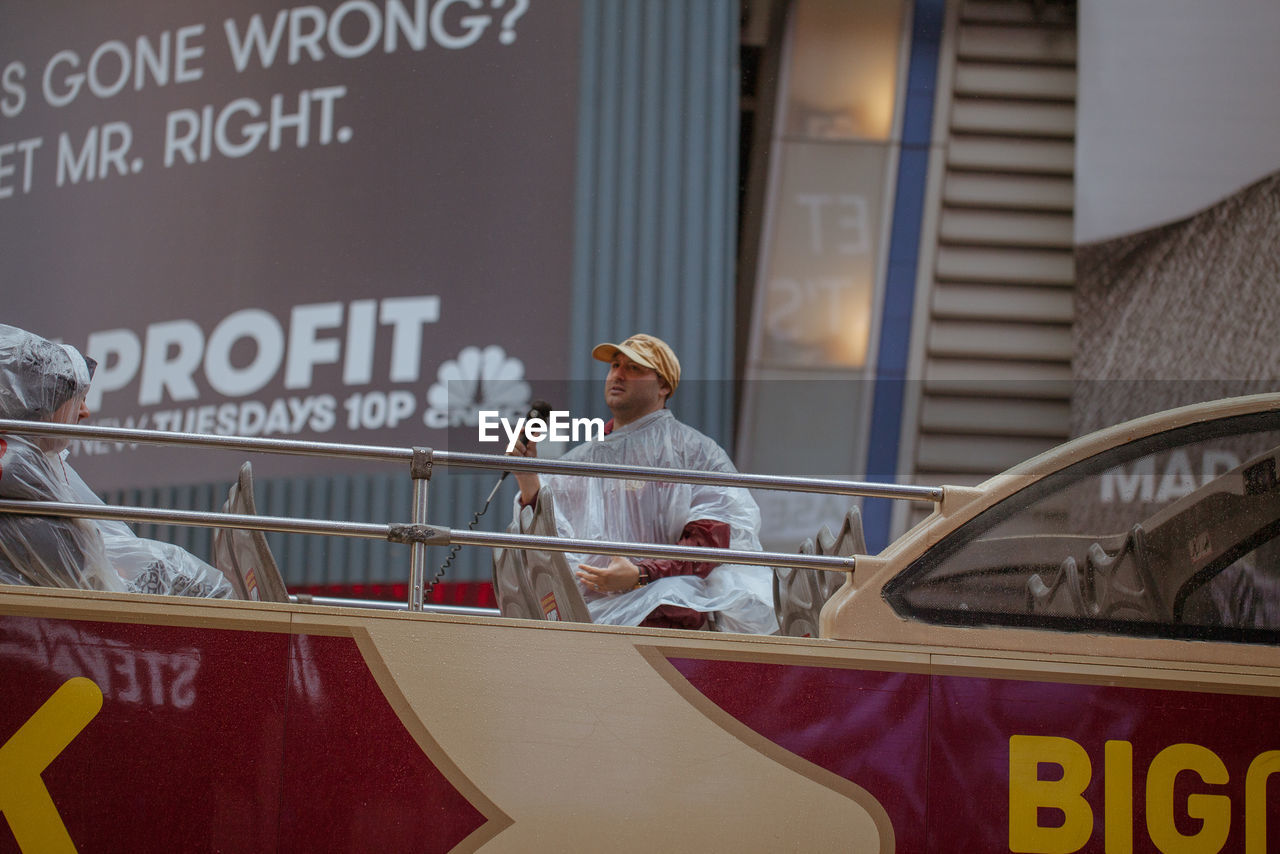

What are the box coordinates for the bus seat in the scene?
[774,506,864,637]
[212,461,289,603]
[827,505,866,599]
[491,532,541,620]
[491,490,591,623]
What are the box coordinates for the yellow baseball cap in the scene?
[591,333,681,396]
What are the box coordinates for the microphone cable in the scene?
[426,473,508,598]
[425,399,553,600]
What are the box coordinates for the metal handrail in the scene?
[0,499,856,573]
[291,594,499,617]
[0,418,407,461]
[0,416,919,612]
[0,419,945,502]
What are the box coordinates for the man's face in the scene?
[604,353,669,423]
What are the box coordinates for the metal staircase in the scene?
[900,0,1078,528]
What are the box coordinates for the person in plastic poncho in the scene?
[510,334,778,633]
[0,323,232,597]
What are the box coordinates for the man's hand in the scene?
[507,438,540,506]
[576,556,641,594]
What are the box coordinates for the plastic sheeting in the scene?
[0,438,235,597]
[0,435,123,592]
[57,459,234,598]
[0,324,233,598]
[0,322,92,422]
[520,409,778,633]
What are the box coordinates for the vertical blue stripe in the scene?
[570,0,601,387]
[862,0,944,553]
[681,5,709,432]
[708,0,735,447]
[635,0,663,335]
[595,11,621,345]
[656,1,684,362]
[617,0,641,323]
[569,0,737,443]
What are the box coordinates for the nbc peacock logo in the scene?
[422,345,530,429]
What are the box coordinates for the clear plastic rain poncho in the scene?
[0,434,123,591]
[0,324,232,598]
[524,409,778,634]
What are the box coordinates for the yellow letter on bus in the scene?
[1010,735,1093,853]
[0,677,104,854]
[1146,744,1230,854]
[1245,750,1280,854]
[1105,740,1134,854]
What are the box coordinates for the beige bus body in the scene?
[2,395,1278,852]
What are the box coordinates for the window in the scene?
[738,0,909,552]
[883,411,1280,644]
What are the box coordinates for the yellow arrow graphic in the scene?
[0,677,104,854]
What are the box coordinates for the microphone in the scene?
[492,398,554,492]
[519,398,554,449]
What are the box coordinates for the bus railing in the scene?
[0,418,945,501]
[0,418,944,612]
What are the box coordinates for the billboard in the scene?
[0,0,581,488]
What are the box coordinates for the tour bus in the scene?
[1,394,1278,853]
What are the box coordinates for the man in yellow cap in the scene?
[509,333,776,633]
